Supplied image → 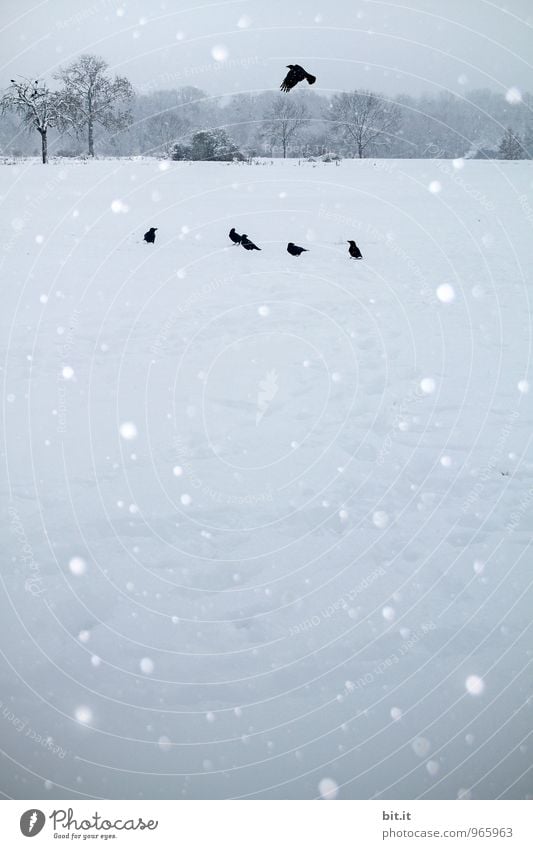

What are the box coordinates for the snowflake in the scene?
[140,657,154,675]
[436,283,455,303]
[505,87,522,105]
[465,674,485,696]
[119,421,138,440]
[74,706,92,725]
[69,556,86,576]
[211,45,228,62]
[420,377,436,394]
[373,510,389,529]
[318,777,339,799]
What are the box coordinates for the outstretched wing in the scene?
[280,65,304,92]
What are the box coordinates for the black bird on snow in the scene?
[241,234,261,251]
[229,227,242,245]
[144,227,158,244]
[280,64,316,92]
[287,242,308,256]
[347,240,363,259]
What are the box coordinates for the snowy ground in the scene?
[1,157,532,800]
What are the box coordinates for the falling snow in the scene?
[318,777,339,799]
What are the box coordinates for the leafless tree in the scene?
[262,97,309,158]
[0,78,67,163]
[55,55,133,156]
[328,90,401,158]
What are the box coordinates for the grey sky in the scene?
[0,0,532,99]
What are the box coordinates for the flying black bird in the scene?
[241,234,261,251]
[347,240,363,259]
[229,227,242,245]
[287,242,308,256]
[144,227,158,244]
[280,64,316,92]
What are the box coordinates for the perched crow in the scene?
[287,242,308,256]
[280,64,316,92]
[241,234,261,251]
[229,227,242,245]
[348,240,363,259]
[144,227,158,244]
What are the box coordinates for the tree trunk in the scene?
[283,138,287,158]
[38,128,48,164]
[88,118,94,157]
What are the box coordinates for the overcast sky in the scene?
[0,0,532,100]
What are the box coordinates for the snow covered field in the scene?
[1,157,532,800]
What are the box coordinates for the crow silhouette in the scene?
[280,64,316,92]
[348,240,363,259]
[229,227,242,245]
[144,227,158,244]
[241,234,261,251]
[287,242,308,256]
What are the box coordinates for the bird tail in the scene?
[280,83,289,92]
[305,73,316,85]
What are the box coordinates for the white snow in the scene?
[119,421,138,440]
[465,674,485,696]
[1,158,531,800]
[505,87,522,105]
[318,777,339,799]
[68,556,87,576]
[139,657,155,675]
[373,510,389,529]
[211,45,229,63]
[412,736,431,758]
[74,707,93,725]
[419,377,436,394]
[436,283,455,303]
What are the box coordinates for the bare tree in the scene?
[55,55,133,156]
[328,90,401,158]
[262,97,309,158]
[0,78,67,163]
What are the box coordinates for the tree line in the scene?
[1,54,532,163]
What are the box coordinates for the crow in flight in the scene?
[348,240,363,259]
[241,234,261,251]
[144,227,158,244]
[287,242,308,256]
[280,64,316,92]
[229,227,242,245]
